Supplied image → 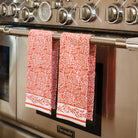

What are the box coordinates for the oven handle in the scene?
[0,25,138,51]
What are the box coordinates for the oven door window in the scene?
[0,46,9,102]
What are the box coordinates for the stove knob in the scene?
[0,3,8,16]
[58,8,75,25]
[39,2,52,22]
[13,0,20,3]
[8,3,18,17]
[25,0,39,8]
[125,5,137,24]
[34,2,39,8]
[80,4,97,22]
[107,6,117,22]
[106,4,123,23]
[51,1,63,9]
[10,4,16,16]
[21,7,34,22]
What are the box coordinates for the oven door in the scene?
[16,36,138,138]
[0,33,17,119]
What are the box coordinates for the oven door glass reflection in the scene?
[0,46,9,102]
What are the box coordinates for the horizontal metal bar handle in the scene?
[0,25,138,50]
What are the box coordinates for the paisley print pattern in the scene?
[57,33,96,126]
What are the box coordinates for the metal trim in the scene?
[0,25,138,50]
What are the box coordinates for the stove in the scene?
[0,1,138,138]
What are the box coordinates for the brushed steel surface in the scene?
[16,36,138,138]
[0,115,53,138]
[0,0,138,32]
[0,120,53,138]
[0,33,17,120]
[0,121,37,138]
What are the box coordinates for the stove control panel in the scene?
[0,0,137,32]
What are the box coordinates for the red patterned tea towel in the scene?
[25,30,58,114]
[57,32,96,126]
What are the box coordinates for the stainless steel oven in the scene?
[16,35,138,138]
[0,0,138,138]
[0,33,16,120]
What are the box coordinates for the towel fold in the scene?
[57,32,96,126]
[25,30,58,114]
